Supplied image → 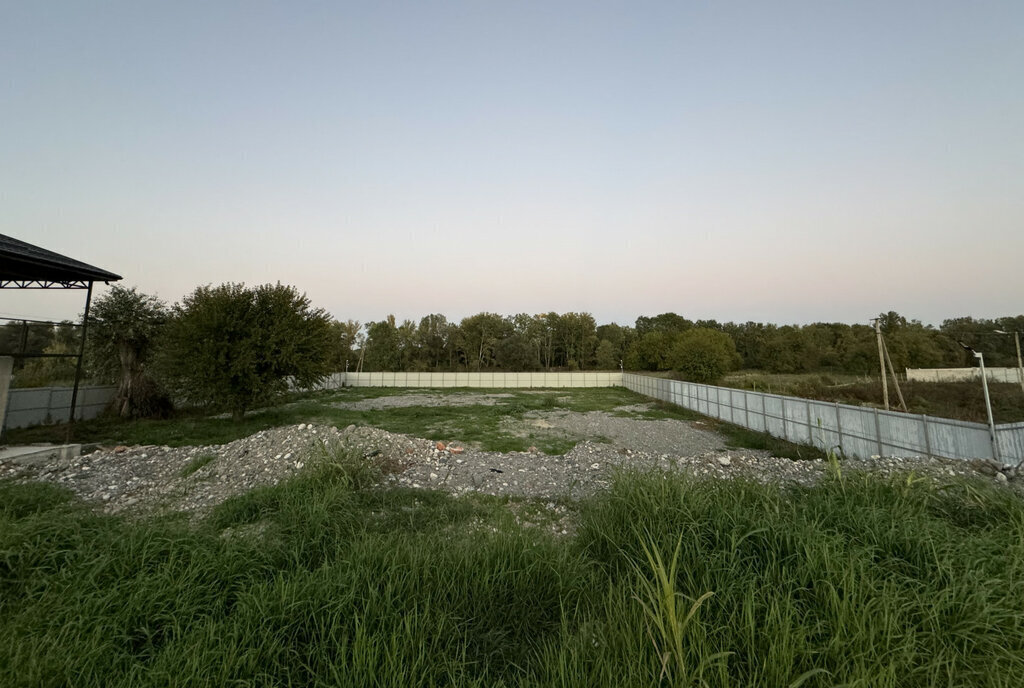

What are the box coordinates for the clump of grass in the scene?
[632,531,725,683]
[178,453,217,477]
[714,422,826,460]
[3,465,1024,687]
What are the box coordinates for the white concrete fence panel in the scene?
[907,367,1023,384]
[312,371,624,389]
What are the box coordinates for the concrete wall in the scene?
[312,371,623,389]
[622,373,1024,466]
[907,367,1023,384]
[3,385,116,431]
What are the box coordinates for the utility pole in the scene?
[995,329,1024,394]
[881,337,907,412]
[1017,331,1024,394]
[872,318,889,411]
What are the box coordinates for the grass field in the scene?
[2,444,1022,687]
[3,387,823,460]
[721,371,1024,424]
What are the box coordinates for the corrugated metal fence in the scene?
[623,374,1024,466]
[4,385,116,431]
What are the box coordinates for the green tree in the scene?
[326,319,361,372]
[625,331,673,371]
[594,339,619,369]
[668,328,738,383]
[364,316,401,371]
[417,314,451,370]
[635,312,693,336]
[158,283,332,421]
[397,319,421,370]
[88,286,171,418]
[459,313,510,370]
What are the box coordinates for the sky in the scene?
[2,1,1022,328]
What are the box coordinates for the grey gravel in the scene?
[2,413,1019,521]
[505,408,729,456]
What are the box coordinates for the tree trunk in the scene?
[117,343,141,418]
[232,407,246,422]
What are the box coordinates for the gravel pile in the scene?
[2,417,1019,519]
[1,424,340,517]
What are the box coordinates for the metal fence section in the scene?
[4,385,115,431]
[314,371,623,389]
[622,374,1023,466]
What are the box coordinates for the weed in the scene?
[632,531,726,683]
[178,453,216,477]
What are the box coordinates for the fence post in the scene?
[874,408,883,457]
[921,414,932,459]
[744,392,750,430]
[834,402,843,457]
[781,398,789,441]
[805,399,813,447]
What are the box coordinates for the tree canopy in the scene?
[157,283,333,420]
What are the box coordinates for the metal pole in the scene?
[1016,331,1023,394]
[873,319,889,411]
[65,281,94,443]
[976,352,1000,463]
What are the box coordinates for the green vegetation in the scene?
[666,328,739,384]
[4,387,647,454]
[87,285,171,418]
[157,283,335,421]
[3,453,1023,687]
[722,371,1024,424]
[178,453,217,477]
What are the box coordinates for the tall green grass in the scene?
[2,455,1023,686]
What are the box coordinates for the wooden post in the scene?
[873,319,889,411]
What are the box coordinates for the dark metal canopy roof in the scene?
[0,233,122,288]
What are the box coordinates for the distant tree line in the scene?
[4,284,1022,418]
[336,310,1024,377]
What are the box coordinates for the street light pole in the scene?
[960,341,1000,463]
[975,351,1000,463]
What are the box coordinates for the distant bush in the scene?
[668,328,738,383]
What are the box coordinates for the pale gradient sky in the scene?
[3,1,1022,328]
